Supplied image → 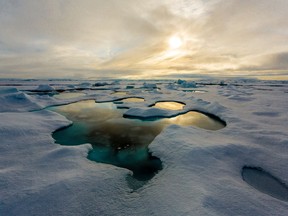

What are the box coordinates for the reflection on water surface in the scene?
[111,91,128,96]
[49,100,225,182]
[121,97,145,102]
[152,101,185,110]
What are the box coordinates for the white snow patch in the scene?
[0,88,42,112]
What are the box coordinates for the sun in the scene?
[168,36,183,49]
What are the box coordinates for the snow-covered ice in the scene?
[35,84,55,92]
[0,79,288,216]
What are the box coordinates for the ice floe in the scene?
[0,78,288,216]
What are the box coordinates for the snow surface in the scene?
[0,79,288,216]
[35,84,55,92]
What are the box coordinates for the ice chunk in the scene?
[143,82,157,89]
[35,84,55,92]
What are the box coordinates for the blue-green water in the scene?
[49,101,163,181]
[49,100,225,181]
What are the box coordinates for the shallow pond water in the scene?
[121,97,145,102]
[152,101,185,110]
[49,100,225,181]
[111,91,128,96]
[162,111,225,130]
[242,166,288,202]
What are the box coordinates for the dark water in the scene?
[49,100,225,181]
[242,166,288,201]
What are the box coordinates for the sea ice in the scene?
[0,78,288,216]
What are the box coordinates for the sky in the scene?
[0,0,288,80]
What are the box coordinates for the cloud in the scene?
[0,0,287,79]
[260,52,288,70]
[239,52,288,72]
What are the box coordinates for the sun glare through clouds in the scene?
[0,0,288,80]
[168,36,183,49]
